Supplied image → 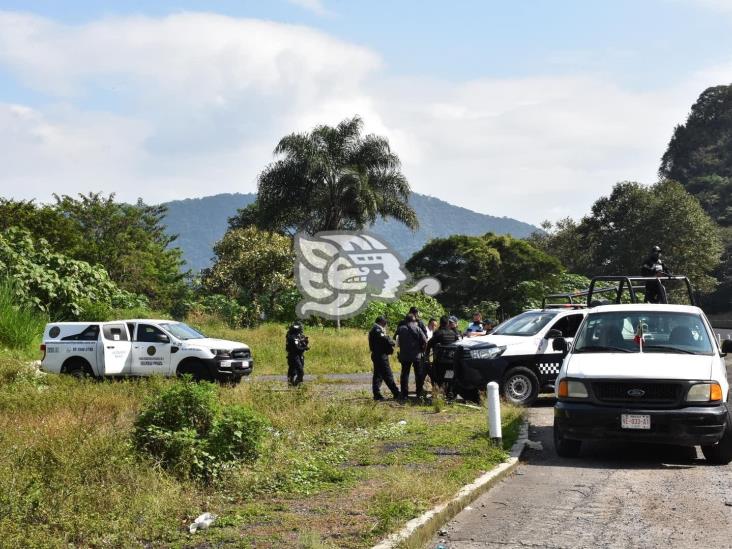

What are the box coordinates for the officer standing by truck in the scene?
[369,316,400,401]
[641,245,670,304]
[286,321,309,386]
[426,315,461,387]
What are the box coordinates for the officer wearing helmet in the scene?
[286,321,310,386]
[641,245,670,304]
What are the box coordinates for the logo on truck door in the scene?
[146,346,156,356]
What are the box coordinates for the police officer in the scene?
[397,314,428,399]
[368,316,400,401]
[641,245,670,304]
[394,306,428,338]
[426,315,461,387]
[286,321,309,386]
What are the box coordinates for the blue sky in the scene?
[0,0,730,223]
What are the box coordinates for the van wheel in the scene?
[502,366,539,406]
[554,421,582,458]
[177,361,214,382]
[702,411,732,465]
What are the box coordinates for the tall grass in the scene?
[0,278,47,354]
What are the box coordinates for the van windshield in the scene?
[573,311,714,355]
[159,322,206,340]
[492,311,560,336]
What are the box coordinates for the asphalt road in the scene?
[430,360,732,549]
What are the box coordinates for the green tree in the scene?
[230,116,418,234]
[533,181,722,292]
[201,227,295,319]
[660,84,732,226]
[406,234,563,316]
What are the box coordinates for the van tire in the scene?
[702,410,732,465]
[554,421,582,458]
[502,366,540,407]
[177,360,214,382]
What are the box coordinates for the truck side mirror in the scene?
[552,338,568,353]
[156,334,170,344]
[722,339,732,355]
[545,329,563,340]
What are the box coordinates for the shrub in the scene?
[0,278,47,352]
[346,292,446,330]
[133,379,267,481]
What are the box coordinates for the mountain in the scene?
[162,192,539,272]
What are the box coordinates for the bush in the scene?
[345,292,446,330]
[133,379,267,481]
[0,278,47,352]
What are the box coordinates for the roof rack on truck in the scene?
[541,291,589,309]
[585,275,696,307]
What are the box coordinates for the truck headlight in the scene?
[210,349,231,358]
[686,382,723,402]
[469,346,505,360]
[558,380,588,399]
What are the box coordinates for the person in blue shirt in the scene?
[463,312,487,338]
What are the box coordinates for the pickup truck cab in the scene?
[553,304,732,464]
[40,319,253,383]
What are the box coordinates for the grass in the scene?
[0,279,47,359]
[0,352,523,548]
[193,320,373,376]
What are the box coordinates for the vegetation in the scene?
[0,193,186,311]
[531,180,722,292]
[230,116,418,235]
[200,227,296,323]
[0,278,47,354]
[407,233,564,316]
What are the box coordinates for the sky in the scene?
[1,0,731,225]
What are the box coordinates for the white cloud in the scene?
[0,10,726,225]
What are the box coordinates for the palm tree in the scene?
[234,116,418,234]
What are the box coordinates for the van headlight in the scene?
[558,379,588,399]
[469,346,505,360]
[686,382,723,402]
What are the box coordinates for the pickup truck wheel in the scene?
[177,361,214,382]
[553,421,582,458]
[702,410,732,465]
[502,366,539,407]
[64,358,92,379]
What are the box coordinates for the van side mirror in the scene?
[552,338,568,353]
[156,334,170,344]
[545,329,563,340]
[722,339,732,355]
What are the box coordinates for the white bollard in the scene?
[487,381,502,446]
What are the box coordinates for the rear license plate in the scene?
[444,370,454,379]
[621,414,651,430]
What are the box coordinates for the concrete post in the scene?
[487,381,502,446]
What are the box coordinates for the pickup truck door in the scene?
[537,313,585,377]
[131,323,172,376]
[100,323,132,376]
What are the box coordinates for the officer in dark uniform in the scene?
[368,316,400,401]
[394,306,428,338]
[286,321,309,386]
[426,315,461,387]
[641,245,670,304]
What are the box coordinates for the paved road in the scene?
[430,361,732,549]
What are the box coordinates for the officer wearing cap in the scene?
[368,315,400,401]
[286,321,310,386]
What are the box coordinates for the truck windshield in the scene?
[492,311,559,336]
[159,322,206,340]
[573,311,714,355]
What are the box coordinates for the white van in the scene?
[40,319,253,383]
[553,304,732,464]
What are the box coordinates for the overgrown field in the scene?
[0,355,523,548]
[197,321,374,376]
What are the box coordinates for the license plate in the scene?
[444,370,454,379]
[621,414,651,430]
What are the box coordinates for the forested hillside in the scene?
[162,192,537,271]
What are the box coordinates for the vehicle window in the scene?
[136,324,167,343]
[102,324,128,342]
[159,322,206,340]
[61,325,100,341]
[549,314,584,338]
[574,311,714,355]
[492,311,560,336]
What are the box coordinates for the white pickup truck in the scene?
[40,319,253,383]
